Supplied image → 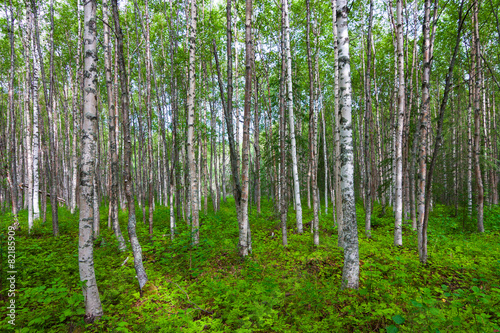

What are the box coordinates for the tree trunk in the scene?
[239,0,253,256]
[22,15,34,230]
[394,0,405,246]
[472,0,484,232]
[321,110,328,216]
[187,0,199,244]
[111,0,148,290]
[418,0,432,263]
[7,0,18,224]
[306,0,319,246]
[103,0,126,250]
[254,77,261,215]
[331,0,343,244]
[79,0,103,322]
[364,0,374,239]
[283,0,303,233]
[280,4,288,247]
[30,5,40,222]
[337,0,359,290]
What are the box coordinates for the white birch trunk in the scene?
[23,11,34,231]
[187,0,199,244]
[331,0,343,245]
[79,0,103,322]
[337,0,359,289]
[417,0,432,263]
[394,0,405,246]
[31,8,40,221]
[283,0,303,233]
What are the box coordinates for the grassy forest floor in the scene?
[1,197,499,332]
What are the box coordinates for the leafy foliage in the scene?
[1,200,499,332]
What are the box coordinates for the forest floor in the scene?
[0,198,499,332]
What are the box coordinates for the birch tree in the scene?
[78,0,103,322]
[331,0,343,246]
[103,0,126,251]
[30,3,40,222]
[472,0,484,232]
[7,0,18,223]
[418,0,432,263]
[337,0,359,289]
[364,0,374,239]
[187,0,200,244]
[239,0,254,256]
[394,0,405,247]
[283,0,303,233]
[111,0,148,289]
[306,0,319,246]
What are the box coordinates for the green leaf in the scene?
[386,325,399,333]
[411,300,423,308]
[392,314,405,325]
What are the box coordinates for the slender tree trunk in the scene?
[144,0,154,237]
[280,4,288,247]
[364,0,374,239]
[394,0,405,246]
[468,76,473,217]
[103,0,125,250]
[254,77,261,215]
[30,6,40,221]
[337,0,359,289]
[283,0,303,233]
[239,0,254,255]
[418,0,432,263]
[472,0,484,232]
[306,0,319,246]
[6,0,18,225]
[213,39,245,254]
[111,0,148,290]
[187,0,199,244]
[331,0,343,244]
[321,110,328,216]
[22,16,34,230]
[79,0,103,322]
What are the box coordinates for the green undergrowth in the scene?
[0,199,499,332]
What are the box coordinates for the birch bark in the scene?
[337,0,359,289]
[239,0,253,255]
[364,0,374,239]
[103,0,126,250]
[111,0,148,289]
[472,0,484,232]
[331,0,343,245]
[30,5,40,221]
[394,0,405,246]
[187,0,199,244]
[79,0,103,321]
[283,0,303,233]
[418,0,432,263]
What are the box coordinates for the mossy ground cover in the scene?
[1,199,499,332]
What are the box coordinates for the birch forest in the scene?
[1,0,500,331]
